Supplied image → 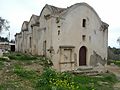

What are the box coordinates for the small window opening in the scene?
[56,17,60,23]
[82,35,86,41]
[58,30,60,35]
[29,37,32,48]
[43,40,46,56]
[82,19,86,27]
[94,30,96,34]
[89,36,91,42]
[31,25,33,29]
[44,14,50,20]
[57,26,60,28]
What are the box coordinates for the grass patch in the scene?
[13,64,41,88]
[0,79,30,89]
[0,61,4,69]
[0,83,18,90]
[114,61,120,67]
[36,68,117,90]
[13,65,39,80]
[108,60,120,67]
[3,52,53,67]
[4,52,37,61]
[0,57,8,61]
[0,52,118,90]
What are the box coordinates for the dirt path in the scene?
[106,65,120,90]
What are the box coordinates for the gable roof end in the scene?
[21,21,29,31]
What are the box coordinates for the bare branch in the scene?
[0,17,10,32]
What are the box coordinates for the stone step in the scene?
[72,66,100,76]
[75,66,93,71]
[73,70,98,74]
[72,70,99,76]
[86,72,100,76]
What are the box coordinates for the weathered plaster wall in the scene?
[90,51,107,66]
[51,4,108,71]
[32,26,39,55]
[38,6,52,57]
[15,3,108,72]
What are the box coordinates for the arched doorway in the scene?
[79,46,87,66]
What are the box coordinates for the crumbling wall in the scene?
[90,51,106,66]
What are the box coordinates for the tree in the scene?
[0,36,9,42]
[108,46,120,61]
[10,39,15,43]
[0,17,10,32]
[117,37,120,46]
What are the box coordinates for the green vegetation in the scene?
[0,61,4,69]
[0,17,10,32]
[3,52,53,67]
[4,52,37,61]
[108,46,120,67]
[108,46,120,61]
[38,57,53,67]
[114,61,120,67]
[36,68,117,90]
[108,60,120,67]
[0,57,8,61]
[0,52,119,89]
[13,65,39,80]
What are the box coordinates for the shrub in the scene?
[38,57,53,67]
[36,68,82,90]
[36,68,57,86]
[0,57,9,61]
[8,55,16,60]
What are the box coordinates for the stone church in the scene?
[15,3,109,71]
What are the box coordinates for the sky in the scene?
[0,0,120,48]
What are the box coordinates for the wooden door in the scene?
[79,46,86,66]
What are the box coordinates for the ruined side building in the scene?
[15,3,109,71]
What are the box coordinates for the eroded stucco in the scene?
[15,3,109,72]
[90,51,107,66]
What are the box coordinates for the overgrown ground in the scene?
[0,52,119,90]
[108,60,120,67]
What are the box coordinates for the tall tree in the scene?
[0,17,10,32]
